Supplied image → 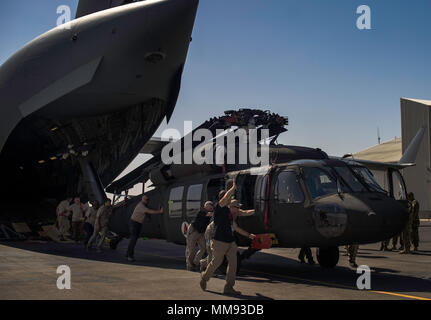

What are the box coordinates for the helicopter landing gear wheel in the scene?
[317,246,339,268]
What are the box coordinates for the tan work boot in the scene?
[200,273,207,291]
[223,285,242,296]
[199,262,206,273]
[399,249,410,254]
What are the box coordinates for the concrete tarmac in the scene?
[0,222,430,300]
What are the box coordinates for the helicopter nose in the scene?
[312,193,408,245]
[342,193,408,243]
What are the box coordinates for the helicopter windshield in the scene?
[332,166,368,193]
[350,166,387,193]
[302,164,385,200]
[302,167,341,199]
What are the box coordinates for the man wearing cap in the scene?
[200,179,256,295]
[185,201,214,271]
[126,195,163,262]
[70,197,85,243]
[83,200,99,246]
[56,196,72,241]
[199,191,255,272]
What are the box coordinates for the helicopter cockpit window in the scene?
[186,184,203,218]
[168,186,184,218]
[276,171,304,204]
[392,171,407,200]
[371,170,389,192]
[333,166,367,193]
[351,167,386,194]
[303,167,338,200]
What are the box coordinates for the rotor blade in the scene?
[331,156,414,170]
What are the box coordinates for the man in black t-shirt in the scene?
[200,179,256,295]
[186,201,214,271]
[199,201,254,272]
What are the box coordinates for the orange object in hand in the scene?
[251,234,273,250]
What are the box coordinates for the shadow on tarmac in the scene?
[204,290,274,300]
[2,239,431,297]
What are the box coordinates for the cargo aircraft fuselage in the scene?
[0,0,199,220]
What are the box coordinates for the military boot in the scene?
[200,273,207,291]
[223,285,242,296]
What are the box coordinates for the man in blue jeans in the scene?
[126,195,163,262]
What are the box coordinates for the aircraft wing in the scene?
[106,162,152,194]
[107,137,176,193]
[139,137,176,155]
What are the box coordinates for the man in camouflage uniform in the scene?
[380,239,390,251]
[410,195,420,252]
[199,220,216,272]
[347,244,359,268]
[400,192,420,253]
[186,201,214,271]
[87,199,114,252]
[56,197,72,241]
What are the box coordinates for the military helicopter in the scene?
[106,109,411,268]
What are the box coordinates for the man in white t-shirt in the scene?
[69,197,85,242]
[83,200,99,246]
[56,197,72,240]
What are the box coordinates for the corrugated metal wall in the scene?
[401,98,431,216]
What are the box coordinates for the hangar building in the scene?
[354,98,431,218]
[401,98,431,218]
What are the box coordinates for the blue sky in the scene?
[0,0,430,160]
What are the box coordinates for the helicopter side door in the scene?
[235,173,266,237]
[184,183,204,224]
[270,168,313,247]
[164,184,186,244]
[204,176,226,203]
[390,169,408,209]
